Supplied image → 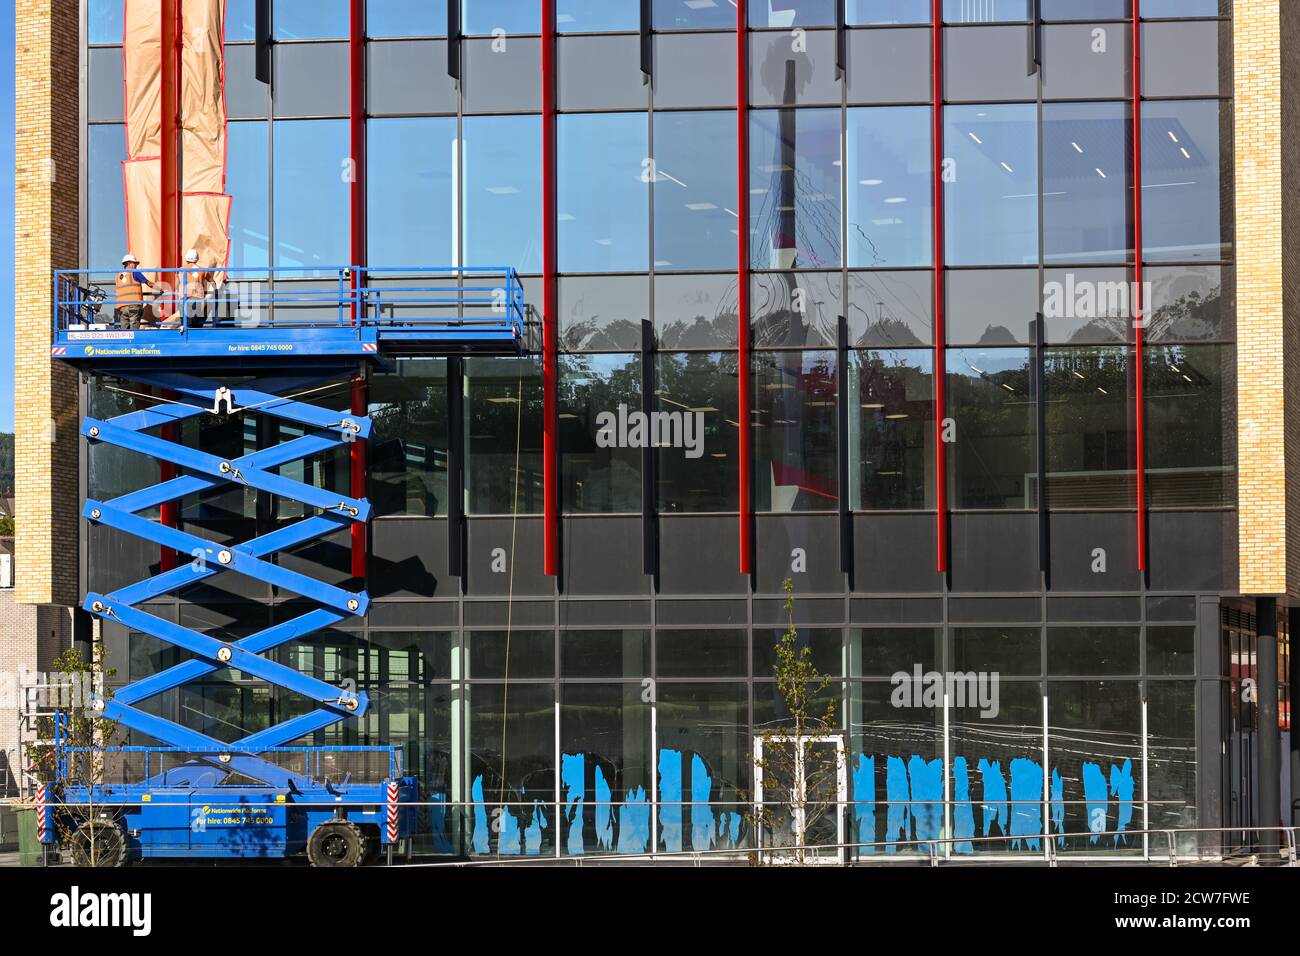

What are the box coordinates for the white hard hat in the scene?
[122,253,139,265]
[186,249,200,264]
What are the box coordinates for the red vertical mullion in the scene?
[932,0,947,574]
[349,0,368,579]
[737,1,752,576]
[1132,1,1147,573]
[543,1,560,577]
[158,0,183,572]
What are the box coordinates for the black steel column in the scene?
[447,356,466,586]
[1256,596,1281,860]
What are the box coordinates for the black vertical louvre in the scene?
[255,0,272,84]
[448,0,462,81]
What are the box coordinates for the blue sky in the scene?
[2,0,15,432]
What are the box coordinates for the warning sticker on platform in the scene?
[66,331,135,341]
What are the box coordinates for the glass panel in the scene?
[369,358,450,517]
[846,28,932,104]
[559,353,644,513]
[1048,627,1141,676]
[1143,0,1222,15]
[750,0,837,27]
[559,683,654,856]
[655,274,741,349]
[226,46,269,119]
[465,357,545,514]
[1047,681,1143,853]
[656,352,740,513]
[1145,344,1235,508]
[750,108,842,270]
[1044,102,1131,265]
[88,49,124,122]
[464,0,542,34]
[461,37,542,112]
[463,115,544,273]
[755,627,844,677]
[558,0,640,32]
[949,680,1044,856]
[951,627,1041,676]
[654,0,736,30]
[1041,0,1129,17]
[227,122,270,271]
[851,628,940,676]
[272,120,350,268]
[275,0,348,39]
[848,271,933,346]
[1044,347,1136,509]
[655,683,750,853]
[559,275,648,351]
[848,1,931,24]
[465,682,555,857]
[1148,627,1195,676]
[226,0,256,41]
[369,0,448,36]
[947,269,1037,344]
[1042,267,1133,344]
[558,35,647,110]
[851,349,934,510]
[273,43,349,117]
[1146,681,1198,847]
[88,125,127,273]
[368,40,458,115]
[847,107,932,269]
[751,272,842,348]
[1142,100,1229,263]
[749,29,842,106]
[467,630,555,679]
[558,113,650,273]
[947,348,1035,509]
[657,630,748,677]
[1041,24,1130,101]
[945,104,1038,266]
[368,118,457,268]
[1147,265,1232,343]
[652,34,736,109]
[560,630,651,678]
[942,0,1029,21]
[653,111,739,272]
[1142,20,1224,98]
[944,26,1038,101]
[89,0,124,43]
[752,351,839,513]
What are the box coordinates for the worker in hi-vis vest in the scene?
[115,253,160,329]
[183,249,218,327]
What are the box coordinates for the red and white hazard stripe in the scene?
[362,343,378,353]
[35,783,48,843]
[386,780,399,843]
[50,347,66,356]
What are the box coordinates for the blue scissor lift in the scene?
[40,266,530,866]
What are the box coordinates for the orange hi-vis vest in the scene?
[116,271,144,305]
[186,269,214,292]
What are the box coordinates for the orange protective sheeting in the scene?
[123,1,163,160]
[124,158,163,279]
[182,193,233,273]
[181,0,227,195]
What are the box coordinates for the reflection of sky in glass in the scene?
[226,0,257,41]
[228,121,269,270]
[942,0,1029,22]
[88,0,124,44]
[88,125,126,272]
[847,107,932,268]
[368,0,448,37]
[1141,101,1224,262]
[849,0,931,23]
[274,0,348,39]
[750,0,837,28]
[654,112,738,272]
[1044,103,1129,264]
[463,115,543,273]
[558,113,649,273]
[1040,0,1127,19]
[945,104,1037,266]
[368,118,456,267]
[558,0,640,32]
[749,109,842,270]
[654,0,735,29]
[464,0,541,34]
[273,120,349,268]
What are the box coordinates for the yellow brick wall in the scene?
[14,0,80,606]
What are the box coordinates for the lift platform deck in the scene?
[52,265,531,366]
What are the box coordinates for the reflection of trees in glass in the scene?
[466,358,545,515]
[656,352,740,512]
[751,272,840,347]
[1043,348,1135,509]
[853,350,932,510]
[947,351,1035,509]
[558,354,643,513]
[850,272,932,347]
[1144,344,1234,507]
[753,351,839,512]
[657,278,741,350]
[369,363,449,517]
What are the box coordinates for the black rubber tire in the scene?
[306,820,368,868]
[68,820,127,868]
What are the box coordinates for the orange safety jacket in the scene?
[186,270,215,294]
[116,271,145,305]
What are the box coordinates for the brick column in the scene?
[14,0,80,608]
